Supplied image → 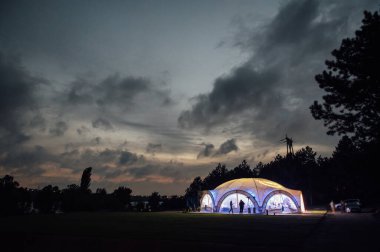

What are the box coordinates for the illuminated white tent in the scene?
[200,178,305,214]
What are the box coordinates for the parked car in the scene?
[344,199,361,213]
[335,199,361,213]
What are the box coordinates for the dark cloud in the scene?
[76,125,90,135]
[105,164,171,180]
[104,169,125,179]
[265,0,319,46]
[116,162,216,184]
[197,139,239,158]
[256,149,270,159]
[119,151,144,165]
[0,145,51,176]
[65,73,172,112]
[29,114,46,131]
[67,76,94,105]
[99,149,121,163]
[54,148,145,180]
[214,139,239,156]
[92,118,113,131]
[197,143,215,159]
[95,74,150,108]
[0,52,43,151]
[49,121,68,136]
[123,163,185,181]
[178,66,281,129]
[60,148,121,171]
[103,156,213,183]
[252,0,352,69]
[1,145,147,183]
[92,137,101,145]
[178,0,376,145]
[104,156,201,182]
[127,165,156,179]
[146,143,162,154]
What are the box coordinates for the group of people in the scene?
[229,200,246,214]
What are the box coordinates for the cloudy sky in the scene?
[1,0,378,195]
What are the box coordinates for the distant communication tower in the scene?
[280,134,294,156]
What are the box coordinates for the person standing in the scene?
[330,200,335,213]
[340,200,345,213]
[239,200,245,214]
[229,200,233,214]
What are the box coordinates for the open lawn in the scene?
[0,212,378,251]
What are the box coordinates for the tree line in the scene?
[0,167,185,215]
[185,136,379,210]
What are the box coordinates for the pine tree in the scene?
[310,11,380,144]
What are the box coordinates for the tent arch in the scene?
[261,190,300,210]
[216,189,259,212]
[200,191,216,212]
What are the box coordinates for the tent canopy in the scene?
[201,178,305,213]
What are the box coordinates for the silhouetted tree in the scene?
[308,10,380,205]
[161,195,186,210]
[148,192,161,211]
[326,136,376,202]
[259,154,288,186]
[96,188,107,195]
[80,167,92,193]
[259,147,318,206]
[314,155,334,203]
[61,184,81,212]
[230,160,256,179]
[202,163,229,190]
[185,176,203,211]
[35,185,60,214]
[295,146,318,205]
[93,188,108,210]
[310,10,380,145]
[253,162,264,176]
[112,186,132,210]
[136,201,146,212]
[0,175,30,215]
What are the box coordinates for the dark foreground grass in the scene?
[0,212,324,251]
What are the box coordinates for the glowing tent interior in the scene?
[200,178,305,214]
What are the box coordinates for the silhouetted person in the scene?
[330,200,335,213]
[239,200,245,213]
[229,200,233,214]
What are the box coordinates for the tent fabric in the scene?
[201,178,305,213]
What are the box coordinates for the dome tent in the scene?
[200,178,305,214]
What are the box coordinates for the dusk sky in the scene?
[1,0,378,195]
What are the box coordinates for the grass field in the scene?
[0,211,378,251]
